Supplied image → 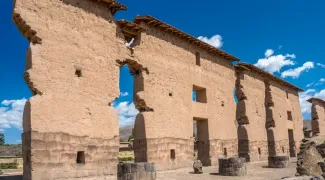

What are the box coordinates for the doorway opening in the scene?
[193,118,210,166]
[288,129,296,157]
[113,65,139,162]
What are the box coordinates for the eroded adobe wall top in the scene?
[14,0,129,138]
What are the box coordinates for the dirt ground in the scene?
[0,158,298,180]
[157,158,297,180]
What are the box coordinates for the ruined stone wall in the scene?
[310,100,325,136]
[14,0,127,179]
[133,23,238,169]
[236,69,269,161]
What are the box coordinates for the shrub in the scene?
[0,162,19,169]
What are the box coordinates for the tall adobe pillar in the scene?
[235,66,269,162]
[308,98,325,136]
[13,0,128,179]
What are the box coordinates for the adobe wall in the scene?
[14,0,127,179]
[235,69,268,161]
[269,80,303,156]
[309,99,325,136]
[236,67,303,160]
[132,23,238,169]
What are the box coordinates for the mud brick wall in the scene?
[269,80,303,156]
[235,68,269,161]
[132,21,238,170]
[14,0,128,179]
[309,99,325,136]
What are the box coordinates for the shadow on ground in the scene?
[0,175,23,180]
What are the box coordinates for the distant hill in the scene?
[120,125,133,142]
[0,144,22,157]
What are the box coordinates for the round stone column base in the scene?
[218,157,247,176]
[268,156,289,168]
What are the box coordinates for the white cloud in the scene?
[120,92,129,97]
[315,89,325,99]
[265,49,274,57]
[285,54,296,59]
[278,45,283,49]
[299,89,316,115]
[113,101,139,127]
[255,49,296,74]
[321,78,325,82]
[198,35,223,48]
[281,61,314,79]
[300,89,325,119]
[0,98,27,132]
[306,82,315,88]
[317,63,325,68]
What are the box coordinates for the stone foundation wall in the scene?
[134,138,194,171]
[23,131,119,180]
[209,139,238,166]
[268,140,290,157]
[238,140,268,162]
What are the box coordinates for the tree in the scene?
[128,128,135,148]
[128,128,135,142]
[0,133,4,146]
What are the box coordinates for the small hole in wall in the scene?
[75,69,82,78]
[170,149,176,160]
[258,148,261,155]
[76,151,85,164]
[224,148,227,156]
[282,147,285,154]
[169,92,173,97]
[138,141,140,143]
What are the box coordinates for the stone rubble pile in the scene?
[296,136,325,179]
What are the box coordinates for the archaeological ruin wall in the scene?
[235,65,268,161]
[235,63,304,160]
[13,0,129,179]
[121,16,240,169]
[308,98,325,136]
[13,0,307,178]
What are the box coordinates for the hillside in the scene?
[0,144,22,157]
[120,125,133,142]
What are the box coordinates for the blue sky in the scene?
[1,0,325,144]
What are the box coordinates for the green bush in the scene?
[118,157,134,162]
[0,162,18,169]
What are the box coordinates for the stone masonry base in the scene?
[238,140,269,162]
[22,131,119,180]
[134,137,194,171]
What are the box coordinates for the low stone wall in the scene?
[134,137,194,170]
[238,140,268,162]
[268,156,289,168]
[117,162,156,180]
[218,157,246,176]
[23,131,119,180]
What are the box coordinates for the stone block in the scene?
[193,160,203,174]
[218,157,246,176]
[268,156,289,168]
[117,162,156,180]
